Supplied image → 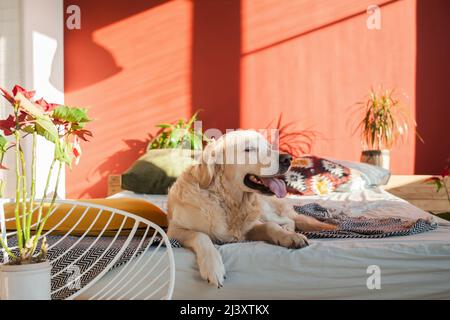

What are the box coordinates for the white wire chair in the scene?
[0,198,175,300]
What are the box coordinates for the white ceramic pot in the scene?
[0,260,51,300]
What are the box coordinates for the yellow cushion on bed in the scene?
[2,198,168,236]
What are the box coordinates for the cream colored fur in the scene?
[167,130,336,287]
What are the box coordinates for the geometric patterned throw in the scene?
[294,203,438,239]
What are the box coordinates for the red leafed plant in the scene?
[0,85,92,264]
[424,157,450,209]
[265,113,319,158]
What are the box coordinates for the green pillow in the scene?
[121,149,199,194]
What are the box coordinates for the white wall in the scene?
[22,0,65,199]
[0,0,65,199]
[0,0,23,198]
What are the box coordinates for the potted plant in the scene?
[355,87,420,170]
[147,111,204,151]
[121,112,207,195]
[0,85,92,300]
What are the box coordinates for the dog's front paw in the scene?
[197,248,226,288]
[277,232,309,249]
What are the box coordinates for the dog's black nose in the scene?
[279,153,292,167]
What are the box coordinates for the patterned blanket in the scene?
[294,203,438,238]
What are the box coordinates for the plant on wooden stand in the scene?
[0,85,92,299]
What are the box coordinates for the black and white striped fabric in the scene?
[294,203,438,238]
[0,234,174,300]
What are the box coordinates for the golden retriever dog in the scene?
[167,130,336,287]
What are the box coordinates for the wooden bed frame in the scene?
[382,175,450,214]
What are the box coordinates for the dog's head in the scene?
[193,130,291,198]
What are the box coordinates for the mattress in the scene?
[109,191,169,212]
[89,188,450,299]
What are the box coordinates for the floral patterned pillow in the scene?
[284,156,351,195]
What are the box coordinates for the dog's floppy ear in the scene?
[193,139,222,188]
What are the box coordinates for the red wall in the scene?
[64,0,192,198]
[241,0,417,174]
[415,0,450,174]
[64,0,450,199]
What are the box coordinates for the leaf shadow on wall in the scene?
[64,35,123,92]
[77,138,150,198]
[64,0,167,92]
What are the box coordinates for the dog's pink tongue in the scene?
[261,178,287,198]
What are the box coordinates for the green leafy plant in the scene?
[354,87,421,150]
[0,85,92,264]
[425,157,450,209]
[147,111,205,151]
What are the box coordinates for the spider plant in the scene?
[0,85,92,264]
[355,87,420,150]
[147,111,205,151]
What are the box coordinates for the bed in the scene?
[84,187,450,299]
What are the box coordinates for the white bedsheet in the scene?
[109,191,169,212]
[92,188,450,299]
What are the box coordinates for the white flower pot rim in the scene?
[0,260,51,273]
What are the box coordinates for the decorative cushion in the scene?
[121,149,199,194]
[3,198,168,235]
[284,156,351,195]
[326,158,391,186]
[334,168,368,192]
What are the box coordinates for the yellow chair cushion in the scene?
[2,198,168,236]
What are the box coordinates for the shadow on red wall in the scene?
[415,0,450,174]
[78,138,150,198]
[65,0,191,198]
[191,0,241,132]
[65,0,166,92]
